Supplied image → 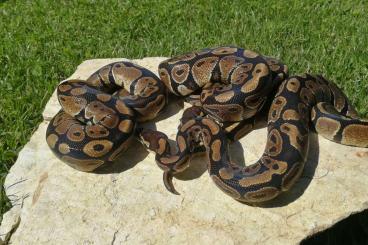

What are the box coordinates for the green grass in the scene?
[0,0,367,243]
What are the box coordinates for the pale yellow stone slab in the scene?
[2,58,368,245]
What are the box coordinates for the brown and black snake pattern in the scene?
[140,47,368,203]
[46,61,167,171]
[46,46,368,203]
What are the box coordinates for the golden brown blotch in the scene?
[59,95,87,116]
[177,135,187,153]
[219,55,245,82]
[286,78,300,93]
[158,68,175,94]
[212,47,238,55]
[55,118,78,135]
[115,100,134,116]
[118,119,134,133]
[180,119,196,132]
[134,77,159,97]
[202,118,220,135]
[268,96,287,122]
[67,124,85,142]
[282,109,301,121]
[52,112,71,126]
[210,139,222,162]
[58,84,72,92]
[46,134,58,148]
[171,63,190,84]
[83,140,113,157]
[241,63,269,93]
[61,155,105,172]
[265,129,283,156]
[157,138,168,155]
[281,162,304,191]
[230,63,253,84]
[211,175,241,199]
[243,187,280,203]
[214,90,235,103]
[192,56,219,87]
[97,93,112,102]
[219,167,234,180]
[243,50,259,58]
[112,65,142,87]
[86,124,109,138]
[99,66,111,84]
[85,74,103,88]
[70,87,87,96]
[341,124,368,147]
[239,157,287,187]
[58,143,71,154]
[315,117,341,140]
[280,123,307,157]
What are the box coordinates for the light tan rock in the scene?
[2,58,368,245]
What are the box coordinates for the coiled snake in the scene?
[46,46,368,203]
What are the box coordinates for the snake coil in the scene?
[47,47,368,203]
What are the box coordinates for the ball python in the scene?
[46,61,167,171]
[46,46,368,204]
[140,47,368,203]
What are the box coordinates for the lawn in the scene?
[0,0,367,243]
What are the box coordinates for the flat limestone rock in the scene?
[2,58,368,245]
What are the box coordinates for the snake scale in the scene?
[46,46,368,203]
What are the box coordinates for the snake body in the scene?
[46,47,368,203]
[46,61,167,171]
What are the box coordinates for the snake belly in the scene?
[141,53,368,202]
[46,61,167,172]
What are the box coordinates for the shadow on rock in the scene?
[93,139,149,174]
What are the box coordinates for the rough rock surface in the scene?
[1,58,368,245]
